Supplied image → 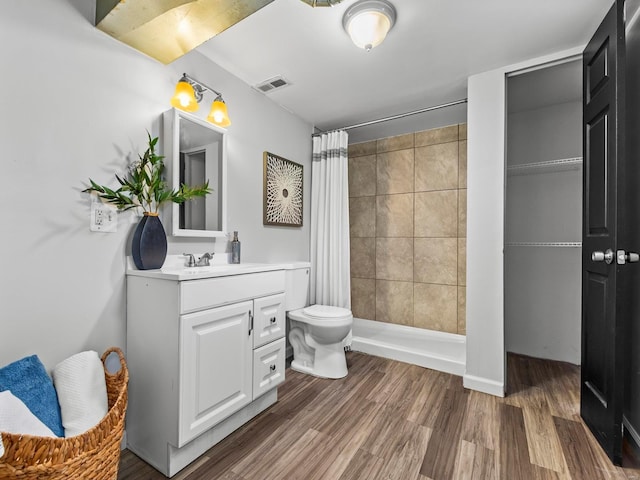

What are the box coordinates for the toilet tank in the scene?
[284,262,310,311]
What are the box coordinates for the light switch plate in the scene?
[90,202,118,232]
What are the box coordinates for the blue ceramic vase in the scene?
[132,213,167,270]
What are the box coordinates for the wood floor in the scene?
[118,352,640,480]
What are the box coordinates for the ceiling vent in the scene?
[254,76,291,93]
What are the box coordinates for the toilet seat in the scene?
[289,305,353,327]
[302,305,351,320]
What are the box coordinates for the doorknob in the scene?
[592,249,614,264]
[617,249,640,265]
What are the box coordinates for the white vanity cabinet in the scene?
[126,266,287,477]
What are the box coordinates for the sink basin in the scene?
[162,264,243,274]
[159,263,275,277]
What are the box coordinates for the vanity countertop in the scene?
[126,257,310,281]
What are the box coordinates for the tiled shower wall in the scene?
[348,124,467,335]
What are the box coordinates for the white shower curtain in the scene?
[310,130,351,310]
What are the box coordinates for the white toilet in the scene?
[285,264,353,379]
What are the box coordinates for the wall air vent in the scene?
[254,76,291,93]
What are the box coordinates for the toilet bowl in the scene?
[288,304,353,379]
[284,263,353,379]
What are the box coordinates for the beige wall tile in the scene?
[415,190,458,237]
[458,287,466,334]
[458,238,466,286]
[349,154,377,198]
[376,237,413,281]
[414,283,458,333]
[459,123,467,140]
[351,278,376,320]
[414,238,458,285]
[415,125,459,147]
[349,124,471,335]
[458,189,467,237]
[349,141,377,157]
[350,196,376,237]
[377,133,414,153]
[415,142,459,192]
[459,140,467,188]
[351,237,376,278]
[377,149,414,195]
[376,280,413,326]
[376,194,414,237]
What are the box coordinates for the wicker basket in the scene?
[0,347,128,480]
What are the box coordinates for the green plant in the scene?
[83,133,211,214]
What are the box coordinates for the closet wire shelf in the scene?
[507,157,583,176]
[505,242,582,248]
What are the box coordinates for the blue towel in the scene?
[0,355,64,437]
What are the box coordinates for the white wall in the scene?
[464,47,582,396]
[508,101,582,165]
[464,68,507,396]
[0,0,312,371]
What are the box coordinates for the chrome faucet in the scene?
[182,253,196,267]
[196,252,215,266]
[183,252,215,267]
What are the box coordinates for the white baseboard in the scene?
[350,318,466,376]
[463,373,505,397]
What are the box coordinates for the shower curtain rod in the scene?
[313,98,468,135]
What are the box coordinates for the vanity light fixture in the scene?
[170,73,232,127]
[342,0,396,52]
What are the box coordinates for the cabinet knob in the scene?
[270,364,276,371]
[270,317,277,324]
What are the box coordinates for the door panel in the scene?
[584,273,608,403]
[586,110,608,233]
[581,0,626,464]
[587,40,609,101]
[179,301,253,446]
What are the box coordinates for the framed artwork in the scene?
[263,151,303,227]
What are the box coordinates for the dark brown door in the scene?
[581,0,627,464]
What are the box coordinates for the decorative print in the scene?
[263,152,303,226]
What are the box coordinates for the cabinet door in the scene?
[179,301,253,446]
[253,338,286,399]
[253,293,286,348]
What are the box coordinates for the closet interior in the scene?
[504,58,583,365]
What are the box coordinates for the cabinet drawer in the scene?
[181,270,285,314]
[253,338,286,399]
[253,293,285,348]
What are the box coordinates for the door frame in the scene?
[465,46,585,397]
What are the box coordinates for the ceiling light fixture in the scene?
[342,0,396,52]
[170,73,232,128]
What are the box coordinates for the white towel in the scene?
[0,390,56,457]
[52,351,108,437]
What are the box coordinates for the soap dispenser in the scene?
[231,231,241,264]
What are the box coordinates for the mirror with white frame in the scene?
[163,108,227,237]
